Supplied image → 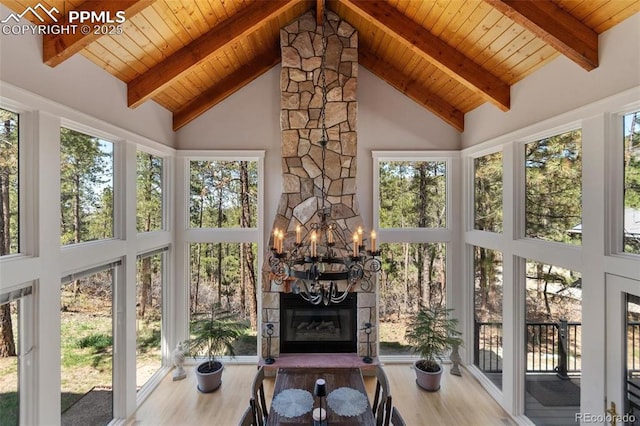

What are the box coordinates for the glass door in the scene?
[606,274,640,425]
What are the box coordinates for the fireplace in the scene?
[261,12,377,361]
[280,293,357,353]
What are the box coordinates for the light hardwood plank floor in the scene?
[125,363,516,425]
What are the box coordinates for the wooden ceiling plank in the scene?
[173,46,281,130]
[483,0,598,70]
[43,0,152,67]
[341,0,510,112]
[151,1,192,47]
[359,47,465,132]
[128,0,304,108]
[316,0,324,25]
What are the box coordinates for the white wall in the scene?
[0,4,175,147]
[176,65,461,234]
[463,12,640,148]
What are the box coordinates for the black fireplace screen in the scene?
[280,293,357,353]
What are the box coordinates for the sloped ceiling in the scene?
[1,0,638,132]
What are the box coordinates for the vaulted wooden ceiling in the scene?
[2,0,638,132]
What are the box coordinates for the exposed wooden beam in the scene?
[316,0,324,25]
[128,0,300,109]
[484,0,598,71]
[336,0,510,112]
[43,0,151,67]
[172,46,281,131]
[359,47,465,132]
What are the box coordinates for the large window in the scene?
[0,108,19,256]
[136,251,164,390]
[60,128,114,245]
[60,266,115,425]
[525,129,582,245]
[378,242,446,355]
[474,152,502,232]
[623,111,640,254]
[473,247,503,389]
[375,155,451,356]
[189,160,257,229]
[524,260,581,424]
[378,160,447,229]
[189,243,257,355]
[136,152,163,233]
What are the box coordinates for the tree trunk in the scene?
[139,256,152,318]
[0,304,16,357]
[216,185,223,303]
[239,162,257,327]
[0,169,16,357]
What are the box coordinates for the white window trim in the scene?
[607,104,640,259]
[372,150,458,243]
[175,150,265,361]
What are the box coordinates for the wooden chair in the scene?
[251,366,268,425]
[238,404,254,426]
[372,365,392,426]
[391,405,407,426]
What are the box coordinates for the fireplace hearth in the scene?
[280,293,357,353]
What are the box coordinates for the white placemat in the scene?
[327,387,368,417]
[271,388,314,418]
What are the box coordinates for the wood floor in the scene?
[125,363,516,426]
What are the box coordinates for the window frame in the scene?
[609,106,640,258]
[135,148,167,234]
[59,119,120,245]
[372,151,456,243]
[470,147,504,234]
[517,122,583,246]
[0,102,29,259]
[177,150,265,361]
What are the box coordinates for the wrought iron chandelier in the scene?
[269,10,381,306]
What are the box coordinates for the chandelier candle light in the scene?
[269,8,381,306]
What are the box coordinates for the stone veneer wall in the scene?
[261,11,376,359]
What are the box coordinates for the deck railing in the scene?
[474,320,581,374]
[629,322,640,374]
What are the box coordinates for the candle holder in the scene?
[313,378,327,426]
[362,322,374,364]
[264,323,275,365]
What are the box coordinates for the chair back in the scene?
[391,405,407,426]
[251,366,268,424]
[238,405,254,426]
[373,365,391,426]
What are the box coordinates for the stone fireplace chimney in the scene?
[261,11,376,360]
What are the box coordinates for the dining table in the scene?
[266,367,375,425]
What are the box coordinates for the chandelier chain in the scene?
[320,15,328,207]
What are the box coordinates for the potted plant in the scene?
[186,303,247,393]
[405,305,463,392]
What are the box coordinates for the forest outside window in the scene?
[473,246,503,389]
[0,107,19,256]
[378,160,447,229]
[60,127,114,245]
[189,160,257,229]
[136,250,164,389]
[525,129,582,245]
[377,242,446,356]
[189,242,257,356]
[136,151,163,233]
[623,111,640,255]
[474,152,503,233]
